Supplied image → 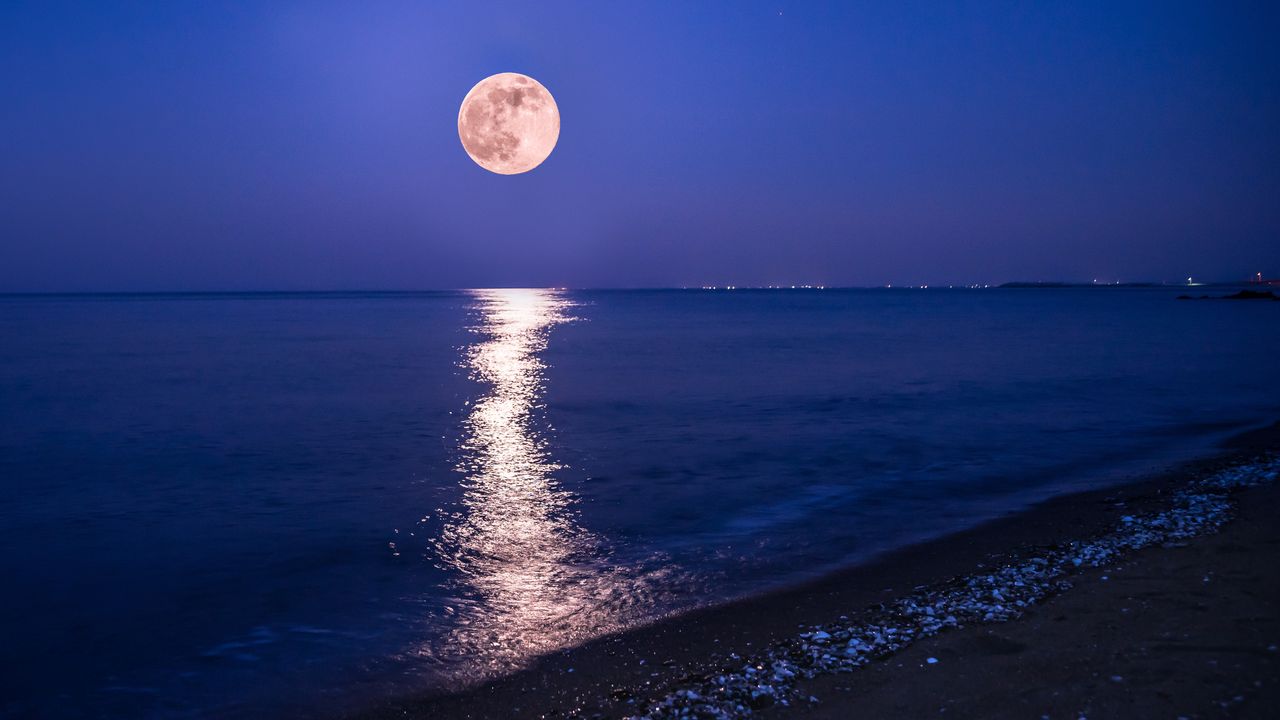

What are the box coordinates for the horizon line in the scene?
[1,279,1274,296]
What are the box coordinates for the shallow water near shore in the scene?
[1,288,1277,718]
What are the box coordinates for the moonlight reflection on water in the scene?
[429,289,676,680]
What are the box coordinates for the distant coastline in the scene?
[998,280,1274,289]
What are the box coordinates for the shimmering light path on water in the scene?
[428,289,675,678]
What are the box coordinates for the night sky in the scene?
[2,1,1277,291]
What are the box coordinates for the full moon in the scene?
[458,72,560,175]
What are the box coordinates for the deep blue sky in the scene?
[2,1,1277,291]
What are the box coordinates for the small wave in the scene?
[199,626,277,659]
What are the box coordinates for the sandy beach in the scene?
[357,422,1280,720]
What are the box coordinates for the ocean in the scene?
[1,288,1276,718]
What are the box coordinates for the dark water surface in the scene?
[1,289,1276,718]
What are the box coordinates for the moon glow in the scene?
[458,73,560,175]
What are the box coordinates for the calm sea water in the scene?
[1,288,1276,718]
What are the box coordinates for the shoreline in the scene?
[354,421,1280,719]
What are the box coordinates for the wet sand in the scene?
[356,422,1280,719]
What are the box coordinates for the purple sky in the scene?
[2,1,1277,291]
